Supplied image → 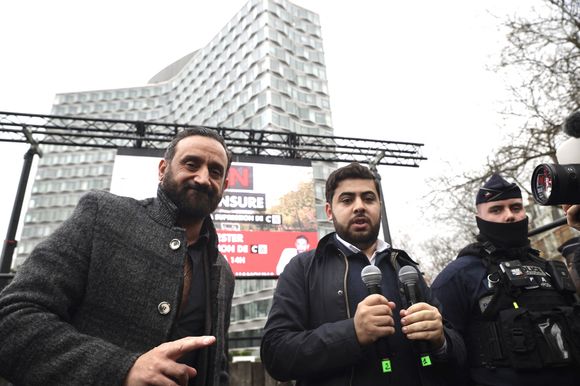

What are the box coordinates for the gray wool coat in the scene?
[0,187,235,386]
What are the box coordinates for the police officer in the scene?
[432,173,580,386]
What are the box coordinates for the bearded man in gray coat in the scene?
[0,128,235,386]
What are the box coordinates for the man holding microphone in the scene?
[261,162,465,385]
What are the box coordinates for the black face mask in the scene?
[476,216,530,250]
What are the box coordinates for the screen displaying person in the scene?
[275,235,311,275]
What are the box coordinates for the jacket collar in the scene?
[315,232,390,258]
[314,232,418,272]
[147,185,220,263]
[313,232,339,257]
[335,234,390,255]
[151,184,180,226]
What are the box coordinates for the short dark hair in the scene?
[164,127,232,170]
[325,162,380,203]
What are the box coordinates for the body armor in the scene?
[460,242,580,369]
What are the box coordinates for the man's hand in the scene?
[400,303,445,350]
[124,336,216,386]
[353,294,396,345]
[563,204,580,231]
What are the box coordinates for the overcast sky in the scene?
[0,0,524,260]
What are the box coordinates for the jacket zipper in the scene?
[341,250,351,318]
[338,249,355,386]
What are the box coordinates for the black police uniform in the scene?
[432,173,580,385]
[432,236,580,386]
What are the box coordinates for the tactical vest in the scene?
[460,242,580,370]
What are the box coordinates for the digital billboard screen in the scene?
[110,150,318,277]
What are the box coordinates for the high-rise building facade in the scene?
[17,0,334,354]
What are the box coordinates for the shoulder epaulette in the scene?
[457,242,486,259]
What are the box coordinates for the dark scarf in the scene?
[476,216,530,251]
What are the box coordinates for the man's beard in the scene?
[333,215,381,250]
[161,168,222,220]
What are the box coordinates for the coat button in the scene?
[169,239,181,250]
[337,290,344,296]
[158,301,171,315]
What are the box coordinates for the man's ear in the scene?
[158,159,167,181]
[325,202,333,221]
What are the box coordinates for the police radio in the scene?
[498,259,576,293]
[498,260,539,289]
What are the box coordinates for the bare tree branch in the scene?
[420,0,579,261]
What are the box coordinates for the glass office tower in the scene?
[17,0,333,355]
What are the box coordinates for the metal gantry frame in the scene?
[0,111,426,165]
[0,111,427,272]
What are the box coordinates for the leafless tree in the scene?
[421,0,579,257]
[420,234,470,284]
[494,0,579,189]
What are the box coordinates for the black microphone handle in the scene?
[402,281,433,357]
[363,282,393,373]
[412,336,433,356]
[404,282,424,304]
[367,285,382,295]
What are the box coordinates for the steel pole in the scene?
[0,130,41,273]
[368,151,392,245]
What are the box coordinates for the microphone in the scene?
[557,110,580,164]
[398,265,424,304]
[563,110,580,137]
[398,265,433,367]
[361,264,382,294]
[360,265,392,374]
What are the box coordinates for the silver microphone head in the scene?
[361,265,382,288]
[398,265,419,285]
